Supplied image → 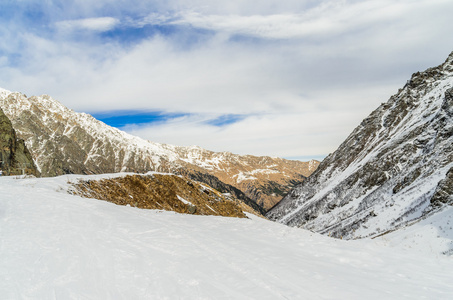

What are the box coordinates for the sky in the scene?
[0,0,452,161]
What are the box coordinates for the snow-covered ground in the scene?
[375,206,453,256]
[1,175,452,299]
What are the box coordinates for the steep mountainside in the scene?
[267,51,453,239]
[0,88,318,210]
[0,106,39,176]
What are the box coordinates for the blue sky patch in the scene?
[205,114,246,127]
[92,111,188,128]
[91,111,247,129]
[100,24,177,45]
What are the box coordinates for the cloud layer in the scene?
[56,17,120,32]
[1,0,453,159]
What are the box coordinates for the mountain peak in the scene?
[447,50,453,62]
[0,87,11,98]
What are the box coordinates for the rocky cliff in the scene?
[0,106,39,176]
[267,51,453,239]
[0,88,317,210]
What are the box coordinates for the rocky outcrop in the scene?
[176,168,266,215]
[0,107,39,176]
[71,173,263,218]
[0,91,318,210]
[431,167,453,207]
[267,51,453,239]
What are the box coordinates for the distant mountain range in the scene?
[5,48,449,241]
[267,51,453,239]
[0,88,318,211]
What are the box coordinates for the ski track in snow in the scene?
[1,175,453,299]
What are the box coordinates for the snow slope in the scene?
[1,175,453,299]
[267,51,453,239]
[375,205,453,256]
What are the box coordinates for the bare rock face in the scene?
[267,51,453,239]
[0,90,318,210]
[0,106,39,176]
[431,167,453,207]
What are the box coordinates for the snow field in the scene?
[1,175,453,299]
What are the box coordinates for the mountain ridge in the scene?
[0,90,318,210]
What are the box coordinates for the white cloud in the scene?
[168,9,362,40]
[139,0,439,40]
[1,0,453,159]
[0,56,8,67]
[120,84,400,158]
[55,17,120,32]
[122,109,362,158]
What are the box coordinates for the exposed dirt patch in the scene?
[70,174,264,218]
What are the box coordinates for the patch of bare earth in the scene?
[71,174,264,218]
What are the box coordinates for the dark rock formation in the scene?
[0,107,39,176]
[431,167,453,207]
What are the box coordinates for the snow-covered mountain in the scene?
[0,90,318,211]
[1,174,452,299]
[267,51,453,240]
